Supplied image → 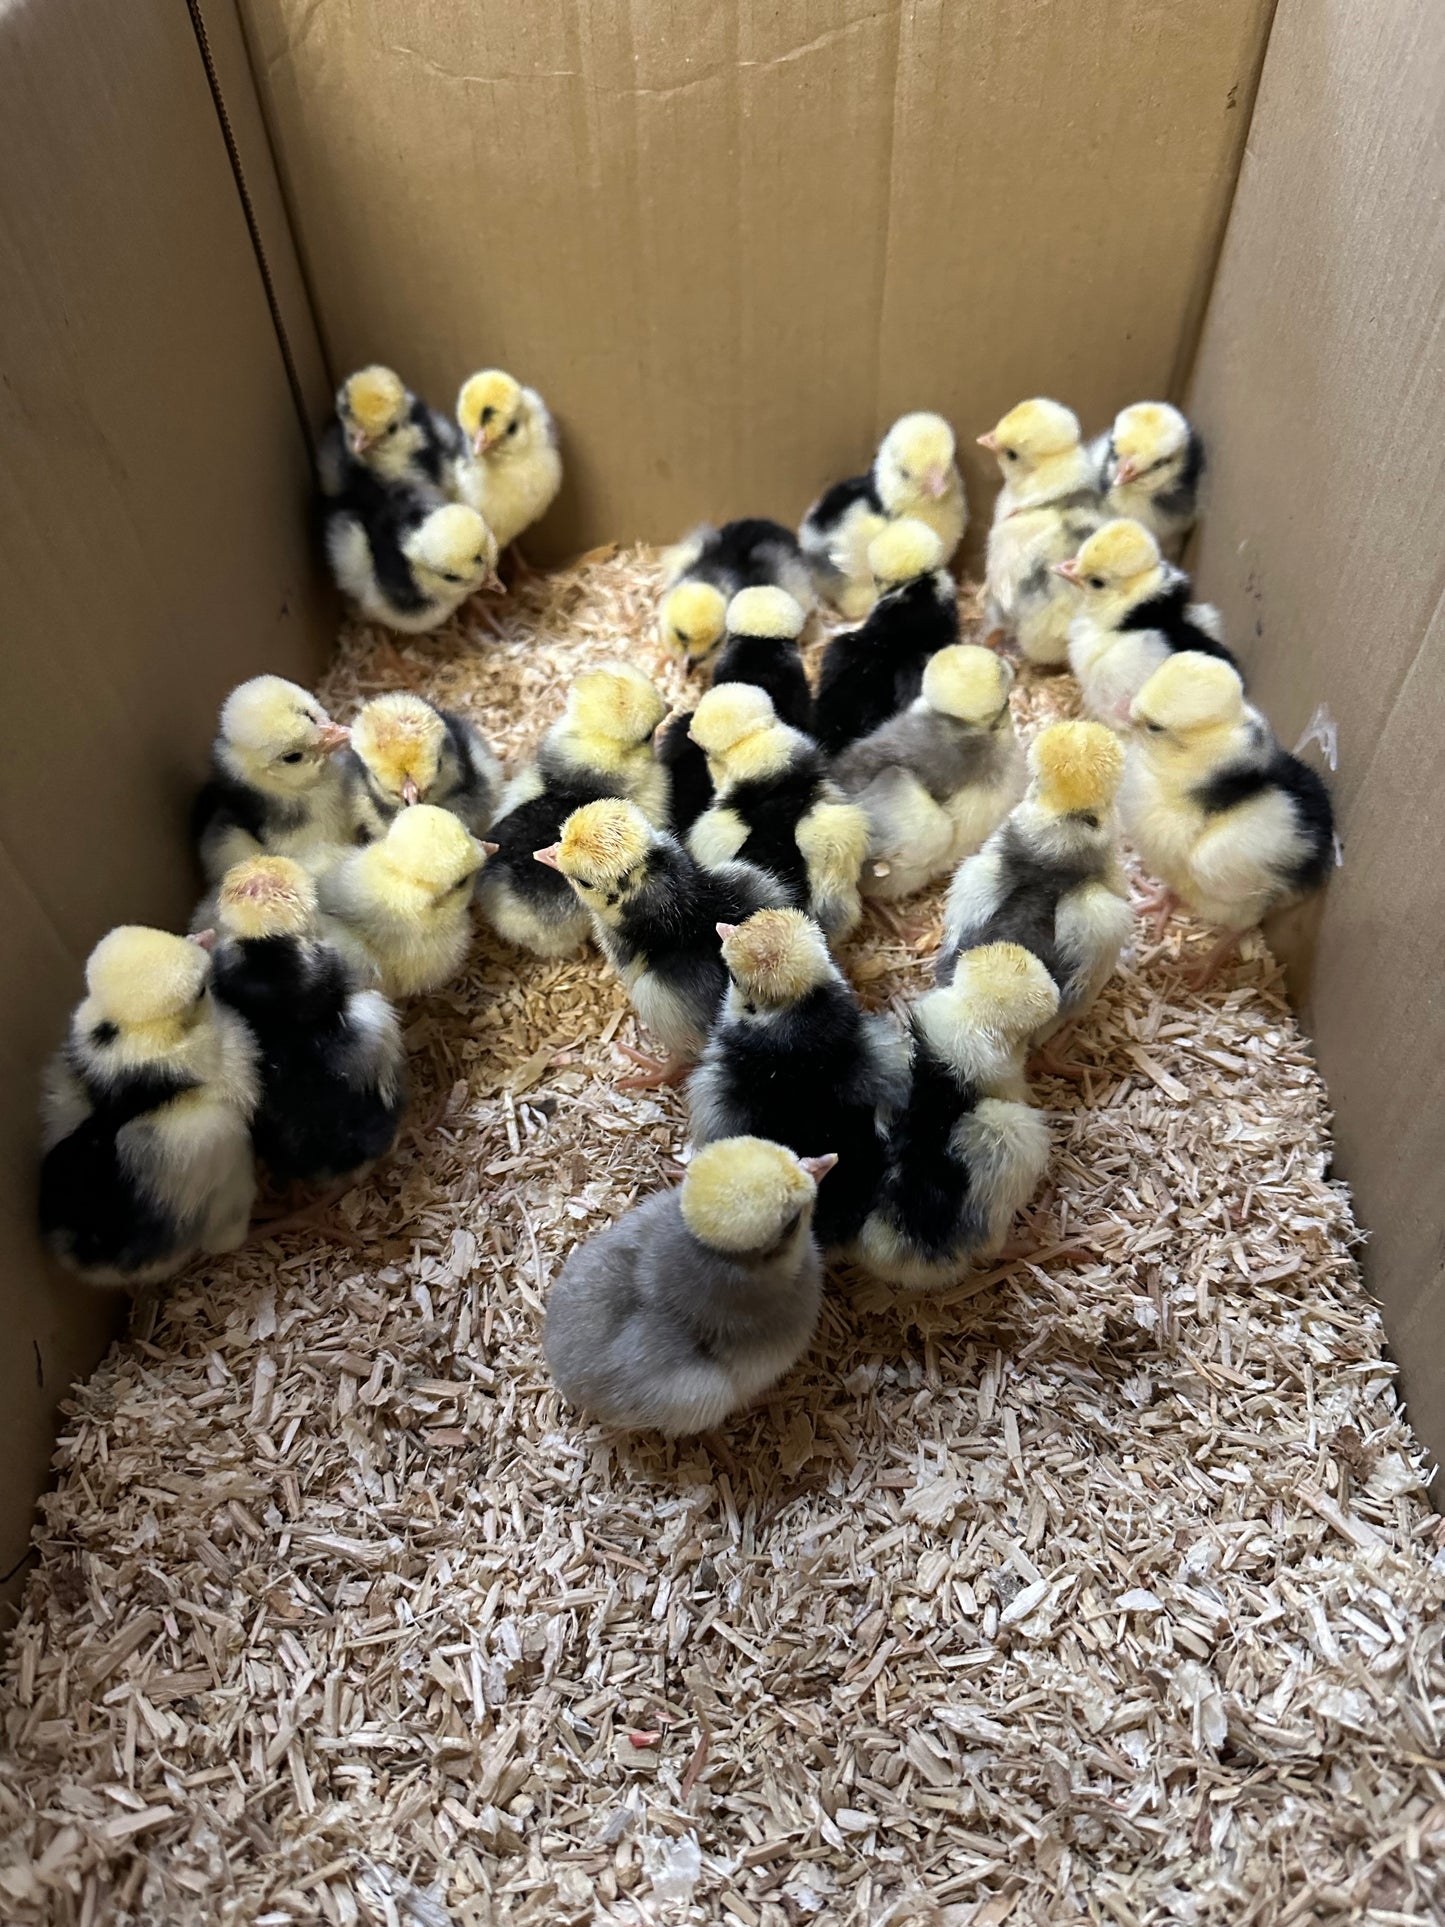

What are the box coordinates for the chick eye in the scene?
[898,466,911,481]
[1077,811,1100,829]
[1088,576,1106,590]
[91,1020,119,1047]
[1145,721,1166,735]
[506,420,520,437]
[385,422,399,435]
[281,750,305,765]
[1004,448,1018,462]
[440,571,463,585]
[481,405,496,424]
[473,554,487,568]
[742,999,758,1017]
[675,630,690,645]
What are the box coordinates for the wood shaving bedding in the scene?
[0,550,1441,1927]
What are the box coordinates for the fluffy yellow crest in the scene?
[566,664,668,745]
[881,411,956,478]
[985,397,1081,461]
[85,926,210,1027]
[556,799,652,887]
[405,504,497,579]
[457,369,523,446]
[868,517,945,587]
[1112,401,1188,468]
[1073,518,1162,586]
[689,682,777,756]
[219,676,331,757]
[343,365,407,437]
[951,942,1060,1035]
[380,805,482,894]
[727,586,806,641]
[1132,653,1245,734]
[721,909,831,1006]
[1029,720,1125,812]
[680,1137,819,1253]
[660,580,728,657]
[922,644,1012,723]
[217,857,317,940]
[352,692,446,800]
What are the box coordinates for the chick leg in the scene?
[616,1044,694,1091]
[1186,927,1247,990]
[1028,1025,1090,1084]
[1134,882,1183,942]
[251,1189,365,1250]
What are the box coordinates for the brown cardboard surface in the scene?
[1187,0,1445,1468]
[237,0,1273,562]
[0,0,332,1603]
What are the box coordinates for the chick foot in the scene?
[251,1190,364,1249]
[1028,1031,1090,1083]
[1186,928,1246,989]
[1134,882,1183,942]
[616,1044,693,1091]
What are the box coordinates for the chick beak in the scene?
[801,1153,839,1183]
[1113,457,1141,486]
[924,468,948,499]
[349,429,372,457]
[189,928,217,953]
[715,922,737,942]
[400,776,422,806]
[534,844,562,870]
[484,570,507,596]
[976,432,1001,452]
[318,722,352,753]
[1053,559,1083,585]
[479,841,500,860]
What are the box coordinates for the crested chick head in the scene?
[876,411,958,513]
[1054,518,1164,625]
[84,925,212,1038]
[1109,402,1189,489]
[922,644,1014,725]
[680,1136,835,1255]
[868,516,946,592]
[219,675,351,795]
[376,804,486,906]
[540,798,655,918]
[1028,720,1126,815]
[659,579,729,664]
[688,682,778,760]
[719,908,832,1010]
[727,585,807,642]
[217,856,318,941]
[564,663,668,750]
[352,692,447,807]
[457,369,528,457]
[338,365,409,458]
[949,941,1060,1040]
[977,398,1082,480]
[402,504,500,599]
[1130,652,1246,755]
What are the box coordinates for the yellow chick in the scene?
[688,683,870,938]
[317,804,494,998]
[801,411,968,620]
[452,370,563,552]
[657,519,815,666]
[194,675,354,884]
[39,926,259,1283]
[317,364,461,496]
[1094,402,1204,553]
[326,498,502,634]
[347,691,502,839]
[1122,654,1335,980]
[978,398,1103,664]
[1057,519,1236,726]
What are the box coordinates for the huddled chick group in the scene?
[39,386,1337,1447]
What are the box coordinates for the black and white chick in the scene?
[478,663,670,958]
[687,909,910,1250]
[1092,401,1205,554]
[324,493,503,634]
[315,364,460,501]
[832,644,1026,900]
[543,1137,835,1436]
[687,684,870,939]
[39,925,258,1285]
[811,518,960,756]
[1058,519,1238,727]
[346,690,502,840]
[535,797,789,1086]
[193,674,354,886]
[856,944,1059,1288]
[800,411,967,619]
[210,857,407,1188]
[936,721,1133,1067]
[657,518,815,666]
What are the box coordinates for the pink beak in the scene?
[483,571,507,596]
[479,841,499,859]
[1113,457,1141,487]
[976,431,1001,452]
[318,722,352,753]
[349,429,372,457]
[401,776,422,806]
[801,1153,839,1183]
[534,844,562,870]
[924,469,948,499]
[1053,559,1083,583]
[715,922,737,941]
[189,928,216,952]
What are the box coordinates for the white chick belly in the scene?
[631,970,709,1059]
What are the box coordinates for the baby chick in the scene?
[654,710,714,840]
[978,398,1103,664]
[658,518,815,667]
[708,586,814,732]
[544,1137,835,1436]
[687,685,870,939]
[937,721,1133,1057]
[324,494,502,634]
[451,370,563,552]
[211,858,407,1187]
[800,412,968,619]
[811,519,960,756]
[1058,519,1238,726]
[316,364,460,499]
[535,798,788,1084]
[857,944,1058,1288]
[347,691,502,840]
[1095,401,1205,553]
[688,909,910,1249]
[832,645,1026,900]
[39,926,259,1284]
[317,804,492,998]
[1122,653,1335,981]
[478,664,669,957]
[193,675,354,885]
